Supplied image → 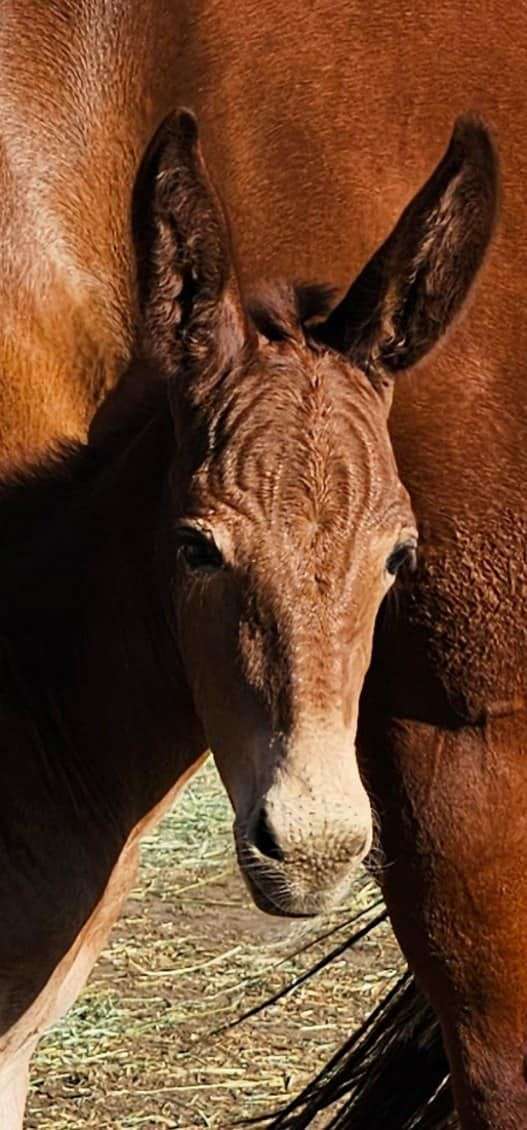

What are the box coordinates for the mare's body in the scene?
[1,4,526,1128]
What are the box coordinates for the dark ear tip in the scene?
[450,113,500,186]
[146,108,200,172]
[175,108,199,149]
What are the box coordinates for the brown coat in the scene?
[0,3,526,1127]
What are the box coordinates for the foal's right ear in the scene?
[132,109,251,398]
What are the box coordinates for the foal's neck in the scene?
[0,408,207,1034]
[0,407,206,848]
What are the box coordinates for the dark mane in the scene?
[0,379,169,553]
[0,442,98,547]
[0,442,111,631]
[0,384,172,627]
[248,281,337,342]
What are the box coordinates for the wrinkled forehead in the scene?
[187,343,409,536]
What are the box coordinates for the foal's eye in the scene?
[174,528,223,572]
[386,539,418,576]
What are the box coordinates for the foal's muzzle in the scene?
[234,800,372,918]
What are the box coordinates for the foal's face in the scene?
[171,338,416,914]
[129,110,497,916]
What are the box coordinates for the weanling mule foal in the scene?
[0,110,496,1125]
[137,112,495,920]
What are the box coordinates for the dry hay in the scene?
[26,759,404,1129]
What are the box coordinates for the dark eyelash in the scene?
[386,541,417,576]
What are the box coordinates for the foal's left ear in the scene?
[315,116,499,390]
[133,109,251,396]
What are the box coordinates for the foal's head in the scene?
[98,111,497,916]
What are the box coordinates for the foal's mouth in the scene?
[234,833,360,919]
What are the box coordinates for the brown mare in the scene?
[1,103,492,1124]
[0,3,525,1129]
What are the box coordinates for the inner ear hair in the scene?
[131,109,249,390]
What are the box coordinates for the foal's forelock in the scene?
[183,330,402,550]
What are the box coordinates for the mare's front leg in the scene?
[360,704,527,1130]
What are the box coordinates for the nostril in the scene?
[252,809,284,862]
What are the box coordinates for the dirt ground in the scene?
[26,760,404,1129]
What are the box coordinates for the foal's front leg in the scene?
[0,1046,33,1130]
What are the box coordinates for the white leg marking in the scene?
[0,1047,32,1130]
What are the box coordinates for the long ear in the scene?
[315,115,499,386]
[133,109,251,398]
